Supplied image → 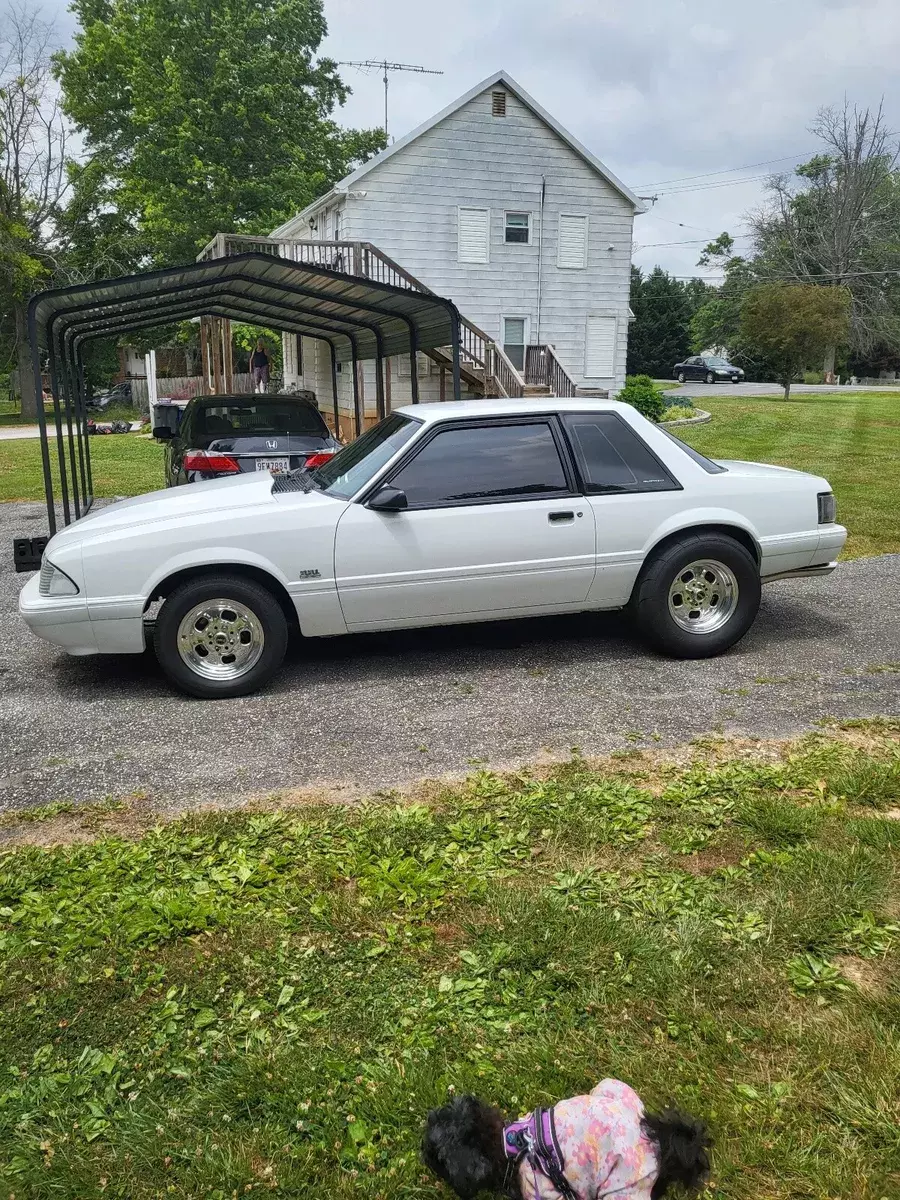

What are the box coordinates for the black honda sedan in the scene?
[154,394,342,486]
[673,355,744,383]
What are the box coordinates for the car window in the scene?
[388,421,570,507]
[317,412,421,499]
[562,413,679,493]
[194,400,328,439]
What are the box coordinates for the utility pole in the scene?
[337,60,443,138]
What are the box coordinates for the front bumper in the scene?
[19,574,146,656]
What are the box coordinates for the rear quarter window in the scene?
[562,413,680,493]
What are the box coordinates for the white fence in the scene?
[129,374,254,410]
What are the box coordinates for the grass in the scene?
[1,725,898,1198]
[677,391,900,559]
[0,434,164,502]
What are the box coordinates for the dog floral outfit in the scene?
[513,1079,659,1200]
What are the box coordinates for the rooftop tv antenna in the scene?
[337,59,443,137]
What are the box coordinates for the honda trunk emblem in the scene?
[266,439,278,450]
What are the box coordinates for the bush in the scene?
[661,405,697,422]
[619,374,665,422]
[803,371,824,385]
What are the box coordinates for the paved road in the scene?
[1,500,898,816]
[662,380,900,400]
[0,422,142,440]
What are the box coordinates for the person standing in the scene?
[250,339,270,393]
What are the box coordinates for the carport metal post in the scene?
[329,342,340,437]
[46,346,72,527]
[50,334,84,520]
[450,311,462,402]
[350,337,362,437]
[27,301,57,534]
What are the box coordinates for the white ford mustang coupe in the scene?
[20,399,846,698]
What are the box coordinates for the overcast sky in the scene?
[41,0,900,281]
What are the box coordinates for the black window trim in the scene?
[558,410,683,495]
[360,414,580,511]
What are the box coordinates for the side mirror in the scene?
[368,485,408,513]
[152,426,173,440]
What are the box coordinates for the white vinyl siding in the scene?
[457,206,490,263]
[398,352,431,377]
[584,316,617,377]
[558,214,588,269]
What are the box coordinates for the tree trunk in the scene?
[14,301,39,421]
[782,376,792,402]
[823,344,836,385]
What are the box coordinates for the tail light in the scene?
[817,491,836,524]
[183,450,241,473]
[304,452,336,469]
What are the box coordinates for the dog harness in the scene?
[503,1107,578,1200]
[503,1080,659,1200]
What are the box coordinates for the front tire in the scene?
[154,575,288,698]
[705,371,715,384]
[677,372,686,384]
[630,534,761,658]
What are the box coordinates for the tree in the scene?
[740,283,850,400]
[1,2,68,417]
[55,0,387,270]
[750,101,900,378]
[628,265,697,377]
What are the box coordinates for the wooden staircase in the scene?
[199,233,586,400]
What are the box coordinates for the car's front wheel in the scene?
[154,574,288,698]
[705,371,715,384]
[630,533,761,658]
[677,371,686,383]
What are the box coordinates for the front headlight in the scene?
[39,558,80,597]
[817,492,837,524]
[716,370,730,376]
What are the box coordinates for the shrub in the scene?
[619,374,665,422]
[803,371,824,385]
[661,405,697,422]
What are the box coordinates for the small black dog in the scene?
[422,1078,710,1199]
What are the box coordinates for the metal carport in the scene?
[23,251,464,540]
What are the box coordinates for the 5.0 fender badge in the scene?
[297,569,322,579]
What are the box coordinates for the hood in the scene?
[50,472,277,548]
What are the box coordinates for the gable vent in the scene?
[492,90,507,117]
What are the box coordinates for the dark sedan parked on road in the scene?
[673,355,744,384]
[154,393,342,486]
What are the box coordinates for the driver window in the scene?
[388,421,569,508]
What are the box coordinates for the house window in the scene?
[505,212,531,244]
[502,316,529,371]
[584,315,617,378]
[458,207,490,263]
[492,90,507,117]
[558,214,588,269]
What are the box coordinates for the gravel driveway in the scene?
[1,500,898,815]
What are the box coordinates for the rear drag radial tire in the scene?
[630,534,761,659]
[154,575,288,699]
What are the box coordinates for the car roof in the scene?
[192,393,316,405]
[395,397,633,423]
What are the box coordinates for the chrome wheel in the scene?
[176,598,265,680]
[668,560,739,634]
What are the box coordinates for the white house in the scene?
[273,69,645,416]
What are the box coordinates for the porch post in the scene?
[409,325,419,404]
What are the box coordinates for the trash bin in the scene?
[150,399,188,433]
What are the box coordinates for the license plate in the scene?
[256,458,290,474]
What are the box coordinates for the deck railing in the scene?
[485,342,526,398]
[199,233,528,398]
[525,344,579,397]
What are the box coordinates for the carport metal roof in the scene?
[24,252,464,539]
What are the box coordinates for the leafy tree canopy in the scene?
[741,283,850,400]
[627,265,711,377]
[54,0,387,272]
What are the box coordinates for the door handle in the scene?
[548,511,575,524]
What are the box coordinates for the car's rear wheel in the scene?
[630,533,761,658]
[154,575,288,698]
[677,371,686,383]
[705,371,715,384]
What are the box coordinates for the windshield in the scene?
[312,412,421,499]
[705,356,731,367]
[194,399,328,439]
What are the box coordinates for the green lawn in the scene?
[0,435,164,502]
[676,391,900,559]
[0,726,898,1197]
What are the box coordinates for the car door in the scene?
[684,356,700,380]
[333,417,597,630]
[560,411,683,607]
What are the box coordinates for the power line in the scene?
[635,236,754,249]
[636,151,815,191]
